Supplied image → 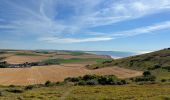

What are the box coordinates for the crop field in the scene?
[2,51,111,64]
[0,65,142,85]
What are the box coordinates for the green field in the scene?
[0,84,170,100]
[41,58,111,65]
[15,52,41,56]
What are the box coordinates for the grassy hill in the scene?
[87,48,170,81]
[112,48,170,70]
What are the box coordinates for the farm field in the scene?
[0,65,142,85]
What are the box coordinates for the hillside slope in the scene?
[88,48,170,70]
[111,48,170,70]
[87,48,170,80]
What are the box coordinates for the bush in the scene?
[120,80,127,84]
[134,75,156,82]
[143,71,151,77]
[64,77,81,82]
[86,80,98,85]
[64,74,121,85]
[161,79,167,82]
[162,65,170,71]
[148,64,161,70]
[98,76,108,85]
[0,91,3,96]
[77,80,86,85]
[45,80,52,87]
[83,75,97,81]
[0,61,9,68]
[9,85,15,87]
[25,85,34,90]
[6,89,24,93]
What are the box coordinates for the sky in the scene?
[0,0,170,52]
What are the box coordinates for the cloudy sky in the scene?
[0,0,170,52]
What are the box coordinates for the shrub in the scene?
[77,80,86,85]
[64,77,81,82]
[117,81,123,85]
[161,79,167,82]
[6,89,24,93]
[9,85,15,87]
[98,76,108,85]
[25,85,34,90]
[0,61,9,68]
[55,82,65,86]
[120,80,127,84]
[83,75,97,81]
[98,75,118,85]
[134,75,156,82]
[45,80,52,87]
[64,74,121,85]
[86,80,98,85]
[0,91,3,96]
[143,71,151,77]
[148,64,161,70]
[162,65,170,71]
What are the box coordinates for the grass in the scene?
[41,58,112,65]
[15,52,41,56]
[110,48,170,70]
[59,58,110,63]
[88,48,170,70]
[0,86,68,100]
[87,48,170,81]
[0,84,170,100]
[70,52,85,56]
[66,84,170,100]
[151,69,170,81]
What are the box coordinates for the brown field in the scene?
[2,52,110,64]
[4,56,49,64]
[0,65,142,85]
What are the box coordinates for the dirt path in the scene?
[0,65,142,85]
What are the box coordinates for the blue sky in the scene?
[0,0,170,52]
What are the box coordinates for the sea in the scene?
[86,51,138,59]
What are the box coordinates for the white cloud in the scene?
[39,21,170,43]
[0,0,170,42]
[39,37,113,43]
[109,21,170,37]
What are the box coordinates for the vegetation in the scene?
[0,84,169,100]
[69,51,86,56]
[41,58,111,65]
[0,61,9,68]
[41,59,60,65]
[15,52,41,56]
[87,48,170,70]
[87,48,170,81]
[64,74,128,85]
[86,59,114,69]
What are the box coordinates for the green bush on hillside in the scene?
[64,74,127,85]
[143,71,151,77]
